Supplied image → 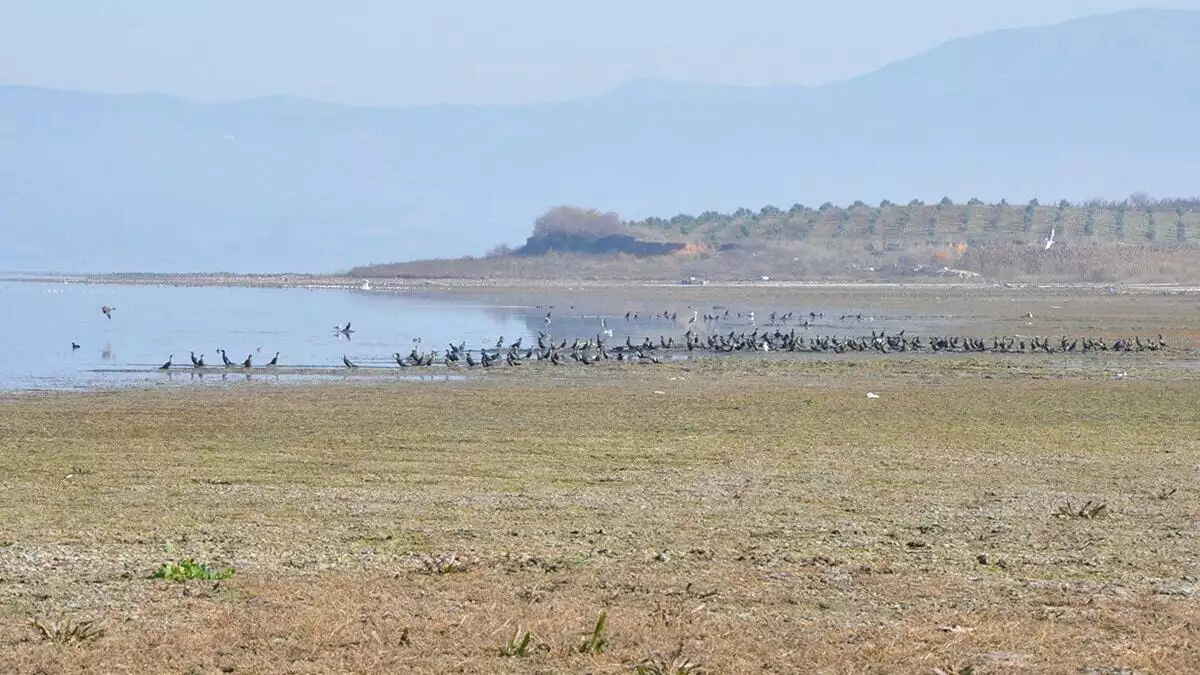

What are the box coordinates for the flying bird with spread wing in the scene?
[101,305,115,319]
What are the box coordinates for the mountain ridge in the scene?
[3,8,1199,273]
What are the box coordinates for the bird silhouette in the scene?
[159,355,173,370]
[343,355,358,368]
[100,305,115,319]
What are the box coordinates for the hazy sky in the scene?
[3,1,1200,106]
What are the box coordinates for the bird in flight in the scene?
[101,305,115,319]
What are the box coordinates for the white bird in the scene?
[600,317,613,338]
[866,392,880,399]
[1042,226,1056,250]
[360,279,371,291]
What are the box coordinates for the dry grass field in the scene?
[2,285,1199,673]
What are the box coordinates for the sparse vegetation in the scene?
[1,286,1198,672]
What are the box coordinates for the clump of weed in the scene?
[420,552,470,575]
[1055,500,1107,519]
[30,616,105,645]
[152,558,236,582]
[577,610,608,654]
[634,641,704,674]
[498,626,534,657]
[1153,487,1178,501]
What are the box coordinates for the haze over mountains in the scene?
[3,8,1199,274]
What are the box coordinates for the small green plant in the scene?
[30,616,105,645]
[634,642,703,674]
[153,558,235,582]
[577,610,608,654]
[499,626,534,657]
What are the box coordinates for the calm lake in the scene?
[0,278,945,392]
[0,280,548,391]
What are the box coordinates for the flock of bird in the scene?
[87,304,1167,373]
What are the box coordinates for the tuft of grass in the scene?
[498,626,534,657]
[29,616,106,645]
[152,558,236,582]
[1055,500,1108,520]
[577,610,609,654]
[634,642,704,674]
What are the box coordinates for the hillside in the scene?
[350,198,1200,283]
[3,9,1200,273]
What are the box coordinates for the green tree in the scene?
[533,206,622,239]
[988,203,1004,232]
[1177,207,1188,242]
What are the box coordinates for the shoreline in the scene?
[4,272,1198,294]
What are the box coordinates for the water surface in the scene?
[0,279,948,391]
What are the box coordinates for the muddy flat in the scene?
[0,286,1197,673]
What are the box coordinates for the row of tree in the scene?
[506,195,1198,258]
[628,193,1199,231]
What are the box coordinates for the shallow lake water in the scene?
[0,279,952,392]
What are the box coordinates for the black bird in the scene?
[71,342,80,350]
[100,305,115,319]
[242,354,252,368]
[190,351,201,367]
[343,355,359,368]
[266,352,279,366]
[159,354,173,370]
[219,349,234,367]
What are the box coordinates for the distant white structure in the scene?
[1042,226,1056,250]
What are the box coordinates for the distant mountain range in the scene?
[2,8,1199,273]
